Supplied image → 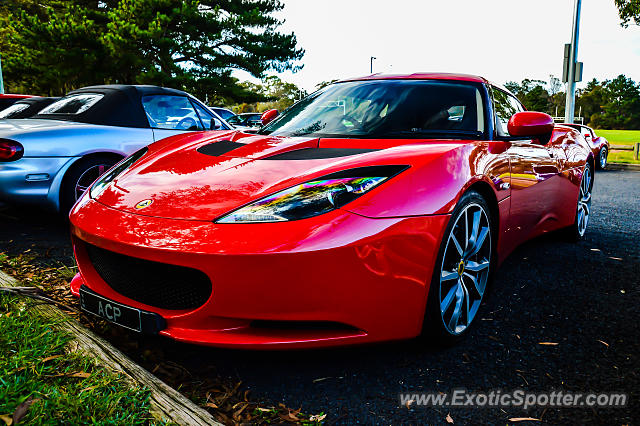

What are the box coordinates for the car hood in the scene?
[94,131,462,221]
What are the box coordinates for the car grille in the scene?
[85,243,212,310]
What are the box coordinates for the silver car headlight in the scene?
[215,165,407,223]
[90,148,148,199]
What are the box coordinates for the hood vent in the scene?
[262,147,378,160]
[197,140,245,156]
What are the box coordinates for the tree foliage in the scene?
[0,0,304,101]
[232,75,305,112]
[506,75,640,129]
[615,0,640,27]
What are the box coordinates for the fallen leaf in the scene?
[79,385,99,394]
[12,398,38,425]
[255,407,271,412]
[309,413,327,422]
[446,413,454,423]
[69,372,91,378]
[597,340,609,347]
[0,414,12,425]
[509,417,540,422]
[41,355,62,363]
[279,410,300,422]
[204,402,218,409]
[538,342,559,346]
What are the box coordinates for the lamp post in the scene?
[370,56,376,74]
[0,54,4,94]
[564,0,582,123]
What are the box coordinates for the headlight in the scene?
[90,148,148,199]
[215,165,407,223]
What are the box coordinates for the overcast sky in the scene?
[236,0,640,92]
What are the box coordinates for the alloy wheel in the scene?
[75,164,109,200]
[439,203,491,335]
[599,147,608,169]
[577,166,592,237]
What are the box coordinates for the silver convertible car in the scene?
[0,85,230,214]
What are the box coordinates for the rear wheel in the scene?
[564,163,593,241]
[597,147,608,170]
[60,156,118,215]
[423,190,494,344]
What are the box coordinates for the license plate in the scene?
[80,287,142,332]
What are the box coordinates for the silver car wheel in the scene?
[75,164,109,200]
[439,203,491,335]
[599,147,608,169]
[577,166,592,237]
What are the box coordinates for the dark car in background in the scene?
[209,107,236,121]
[227,112,263,129]
[0,97,59,119]
[0,94,34,110]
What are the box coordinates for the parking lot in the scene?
[1,169,638,424]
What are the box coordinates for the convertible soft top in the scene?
[34,85,193,128]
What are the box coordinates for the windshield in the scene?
[39,93,104,115]
[0,103,30,119]
[260,80,485,139]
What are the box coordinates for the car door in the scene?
[493,88,561,242]
[141,95,206,142]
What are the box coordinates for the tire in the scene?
[60,156,118,215]
[564,162,593,242]
[597,146,608,170]
[422,190,495,345]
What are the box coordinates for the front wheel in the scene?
[423,190,494,344]
[61,156,118,215]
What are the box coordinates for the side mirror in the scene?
[261,109,279,126]
[209,118,221,130]
[507,112,554,139]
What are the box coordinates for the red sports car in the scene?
[69,73,594,349]
[562,123,610,170]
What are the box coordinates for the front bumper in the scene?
[0,156,74,210]
[70,198,449,349]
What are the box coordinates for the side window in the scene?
[492,88,523,137]
[191,101,222,130]
[39,93,104,115]
[141,95,203,131]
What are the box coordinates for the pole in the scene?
[370,56,376,74]
[0,54,5,94]
[564,0,582,123]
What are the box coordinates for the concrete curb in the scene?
[606,162,640,172]
[0,270,222,426]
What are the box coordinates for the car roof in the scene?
[14,97,59,105]
[35,85,197,128]
[70,84,190,97]
[0,94,34,99]
[339,72,490,84]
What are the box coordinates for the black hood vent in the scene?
[197,140,245,156]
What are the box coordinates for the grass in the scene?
[0,293,155,425]
[594,129,640,164]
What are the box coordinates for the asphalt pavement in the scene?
[1,169,638,424]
